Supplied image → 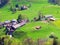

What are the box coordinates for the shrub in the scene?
[23,38,34,45]
[15,4,19,8]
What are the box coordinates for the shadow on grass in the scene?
[13,31,27,39]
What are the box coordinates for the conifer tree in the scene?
[17,14,22,23]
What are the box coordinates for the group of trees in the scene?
[0,35,58,45]
[48,0,60,5]
[0,0,9,8]
[1,0,60,8]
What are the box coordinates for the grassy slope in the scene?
[0,0,60,41]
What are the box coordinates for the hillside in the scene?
[0,0,60,45]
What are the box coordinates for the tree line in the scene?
[48,0,60,5]
[0,0,9,8]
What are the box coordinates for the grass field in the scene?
[0,0,60,42]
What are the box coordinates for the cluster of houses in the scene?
[10,4,31,14]
[45,15,55,21]
[0,14,55,38]
[0,19,27,38]
[15,4,29,10]
[33,14,55,22]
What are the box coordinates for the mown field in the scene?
[0,0,60,42]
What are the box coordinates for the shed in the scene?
[45,15,55,21]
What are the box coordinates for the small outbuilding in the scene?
[45,15,55,21]
[11,19,17,25]
[35,26,41,30]
[4,20,11,27]
[21,5,28,10]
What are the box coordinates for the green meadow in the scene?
[0,0,60,42]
